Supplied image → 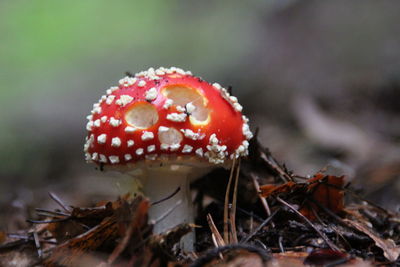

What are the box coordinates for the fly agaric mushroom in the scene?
[84,67,252,250]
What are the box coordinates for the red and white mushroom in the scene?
[84,67,252,250]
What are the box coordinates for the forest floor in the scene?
[0,136,399,267]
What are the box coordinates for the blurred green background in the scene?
[1,0,400,229]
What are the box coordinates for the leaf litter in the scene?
[0,135,399,266]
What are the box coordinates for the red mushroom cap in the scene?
[84,67,252,168]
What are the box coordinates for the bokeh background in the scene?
[1,0,400,230]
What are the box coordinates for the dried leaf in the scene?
[268,252,309,267]
[191,244,269,267]
[43,214,120,266]
[43,195,150,266]
[259,181,297,198]
[260,173,344,220]
[47,220,88,243]
[70,202,114,222]
[269,252,372,267]
[303,249,348,265]
[45,202,115,243]
[216,251,264,267]
[299,173,344,219]
[344,219,400,262]
[107,199,150,264]
[149,223,196,259]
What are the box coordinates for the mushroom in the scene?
[83,67,252,250]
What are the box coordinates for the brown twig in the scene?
[153,200,182,225]
[230,158,241,244]
[35,208,70,217]
[151,186,181,206]
[5,234,57,245]
[276,197,340,251]
[206,214,225,247]
[32,231,42,259]
[27,218,69,224]
[278,236,285,253]
[260,152,293,182]
[223,157,236,244]
[241,208,280,244]
[210,234,223,261]
[108,201,149,264]
[49,192,71,213]
[250,131,293,183]
[250,172,272,216]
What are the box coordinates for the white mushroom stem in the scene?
[139,166,195,251]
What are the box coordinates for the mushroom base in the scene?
[138,166,195,251]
